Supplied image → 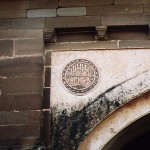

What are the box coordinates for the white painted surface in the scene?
[27,9,56,18]
[57,7,86,16]
[51,50,150,115]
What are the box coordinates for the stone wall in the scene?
[0,0,150,150]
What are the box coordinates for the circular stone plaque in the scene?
[62,59,99,95]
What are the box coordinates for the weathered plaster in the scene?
[78,92,150,150]
[51,50,150,116]
[50,49,150,149]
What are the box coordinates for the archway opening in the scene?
[102,113,150,150]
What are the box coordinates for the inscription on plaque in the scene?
[62,59,99,95]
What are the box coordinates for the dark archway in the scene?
[102,113,150,150]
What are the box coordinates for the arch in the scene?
[78,91,150,150]
[51,69,150,149]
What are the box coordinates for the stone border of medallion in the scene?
[62,59,99,96]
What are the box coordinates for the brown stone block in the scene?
[59,0,86,7]
[0,56,43,77]
[46,16,100,28]
[59,0,113,7]
[15,94,42,111]
[30,0,58,9]
[11,18,45,29]
[43,88,50,109]
[114,0,141,4]
[44,67,51,87]
[0,124,40,139]
[0,95,15,111]
[87,4,143,16]
[45,51,51,66]
[0,1,29,10]
[0,138,41,147]
[0,29,43,38]
[43,111,50,148]
[15,38,44,55]
[0,111,41,125]
[0,40,13,57]
[143,4,150,13]
[119,40,150,48]
[101,14,150,25]
[2,76,43,95]
[86,0,113,6]
[0,19,10,29]
[46,41,118,51]
[142,0,150,4]
[0,10,26,19]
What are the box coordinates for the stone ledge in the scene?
[46,41,118,51]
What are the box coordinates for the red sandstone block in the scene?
[2,76,43,95]
[59,0,113,7]
[15,38,44,55]
[0,40,13,56]
[143,4,150,13]
[114,0,141,4]
[46,16,100,28]
[0,10,26,19]
[87,4,143,16]
[0,1,29,10]
[11,18,45,29]
[30,0,58,9]
[101,14,150,25]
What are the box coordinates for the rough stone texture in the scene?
[143,4,150,13]
[11,18,45,29]
[0,40,13,57]
[0,29,43,38]
[0,1,29,10]
[114,0,141,4]
[101,14,150,25]
[142,0,150,4]
[2,76,43,94]
[0,56,43,77]
[15,38,44,55]
[0,10,26,19]
[30,0,58,9]
[46,16,100,28]
[79,92,150,150]
[0,19,10,29]
[87,5,143,15]
[0,124,40,139]
[119,40,150,48]
[27,9,56,18]
[0,111,41,125]
[44,67,51,87]
[15,94,42,111]
[45,51,51,66]
[57,7,86,17]
[51,70,150,150]
[46,41,118,51]
[0,94,42,111]
[59,0,113,7]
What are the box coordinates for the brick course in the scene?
[46,16,100,28]
[0,19,10,29]
[15,38,44,55]
[2,76,43,94]
[11,18,45,29]
[87,4,143,15]
[30,0,58,9]
[0,40,13,57]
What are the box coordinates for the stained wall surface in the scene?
[0,0,150,149]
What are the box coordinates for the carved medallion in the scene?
[62,59,99,95]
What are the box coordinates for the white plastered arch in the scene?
[78,91,150,150]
